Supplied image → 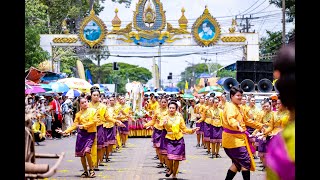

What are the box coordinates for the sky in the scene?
[97,0,294,88]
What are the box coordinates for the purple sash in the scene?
[223,128,255,153]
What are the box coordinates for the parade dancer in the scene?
[159,101,199,179]
[196,97,214,155]
[253,100,274,170]
[105,96,119,162]
[218,92,228,110]
[246,97,261,159]
[89,87,125,169]
[61,97,97,178]
[209,98,223,158]
[116,96,132,147]
[222,86,264,180]
[194,96,205,147]
[143,97,168,168]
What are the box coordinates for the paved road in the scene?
[35,133,265,180]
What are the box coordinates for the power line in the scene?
[238,0,263,15]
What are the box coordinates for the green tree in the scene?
[269,0,295,22]
[259,31,282,61]
[177,63,222,89]
[25,0,50,69]
[52,47,79,76]
[111,0,132,8]
[81,62,152,93]
[40,0,105,34]
[216,70,236,78]
[85,47,110,84]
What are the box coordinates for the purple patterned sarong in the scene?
[203,122,211,142]
[97,125,105,149]
[210,126,222,143]
[104,126,116,146]
[152,128,163,148]
[159,129,168,155]
[224,146,251,171]
[196,121,204,135]
[75,129,96,157]
[166,137,186,161]
[119,121,129,135]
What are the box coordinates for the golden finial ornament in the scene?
[61,19,69,34]
[178,7,188,30]
[204,5,209,14]
[143,0,156,27]
[229,18,237,33]
[112,8,122,31]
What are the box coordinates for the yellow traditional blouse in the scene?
[146,100,159,116]
[65,108,97,133]
[218,101,229,110]
[211,107,223,127]
[265,109,290,136]
[160,113,193,140]
[254,110,274,135]
[89,102,117,128]
[115,104,132,122]
[194,103,203,114]
[198,106,213,124]
[144,107,168,130]
[105,105,117,128]
[222,102,263,148]
[32,121,46,137]
[247,106,261,121]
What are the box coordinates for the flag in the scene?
[85,69,93,85]
[185,80,188,90]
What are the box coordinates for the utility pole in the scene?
[158,45,162,89]
[282,0,286,46]
[201,57,212,74]
[235,15,258,33]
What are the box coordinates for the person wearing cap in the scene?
[37,96,46,112]
[270,94,278,112]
